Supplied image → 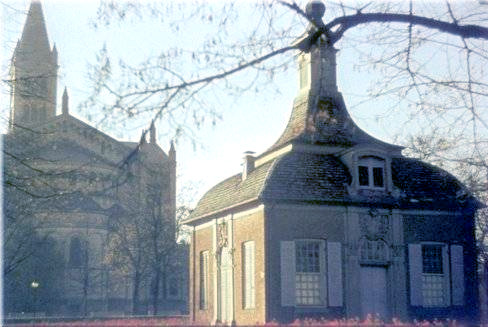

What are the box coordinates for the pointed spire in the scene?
[140,129,147,145]
[169,141,176,162]
[52,43,58,64]
[62,87,69,116]
[297,0,337,96]
[16,1,52,63]
[8,0,58,131]
[150,121,156,144]
[266,0,365,150]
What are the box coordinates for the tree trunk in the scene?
[152,266,161,315]
[132,270,140,315]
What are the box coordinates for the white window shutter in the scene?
[319,241,327,305]
[442,245,451,306]
[327,242,343,307]
[450,245,464,306]
[408,244,423,306]
[280,241,296,306]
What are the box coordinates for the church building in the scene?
[4,1,186,316]
[184,1,480,324]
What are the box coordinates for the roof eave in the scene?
[183,197,260,225]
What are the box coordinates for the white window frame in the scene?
[242,241,255,309]
[409,242,459,307]
[421,243,446,307]
[357,156,386,190]
[294,239,326,307]
[199,251,209,310]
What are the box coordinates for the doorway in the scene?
[360,266,388,320]
[218,246,233,324]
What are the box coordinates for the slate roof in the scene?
[267,92,401,152]
[188,152,472,222]
[190,159,275,219]
[391,158,467,208]
[259,152,351,202]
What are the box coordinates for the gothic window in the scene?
[357,156,385,189]
[166,275,181,300]
[69,236,85,268]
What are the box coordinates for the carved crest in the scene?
[217,222,228,249]
[359,209,389,240]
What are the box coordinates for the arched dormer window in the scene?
[69,236,86,268]
[357,156,385,189]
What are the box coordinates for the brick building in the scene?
[184,1,480,324]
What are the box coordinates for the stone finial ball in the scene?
[306,0,326,20]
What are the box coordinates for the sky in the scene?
[1,0,415,207]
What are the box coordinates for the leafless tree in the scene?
[87,0,488,254]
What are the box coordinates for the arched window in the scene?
[69,237,85,267]
[357,156,385,189]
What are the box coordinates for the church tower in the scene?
[9,1,58,131]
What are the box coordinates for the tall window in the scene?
[166,276,180,300]
[69,236,85,267]
[358,156,385,189]
[199,251,209,309]
[242,241,255,309]
[410,243,465,307]
[422,244,444,306]
[295,240,325,306]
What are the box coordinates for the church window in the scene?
[199,251,209,310]
[358,156,385,189]
[166,275,181,300]
[242,241,255,309]
[69,236,85,268]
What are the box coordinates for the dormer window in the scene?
[358,156,385,189]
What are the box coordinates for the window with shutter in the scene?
[295,240,324,306]
[242,241,255,309]
[199,251,209,310]
[409,243,461,307]
[281,240,342,307]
